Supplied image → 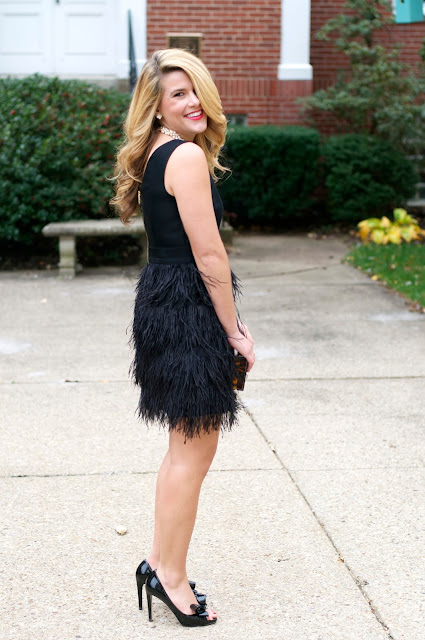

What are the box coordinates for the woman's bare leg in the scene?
[155,427,219,619]
[146,449,170,569]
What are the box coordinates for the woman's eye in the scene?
[174,91,196,97]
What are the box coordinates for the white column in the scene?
[278,0,313,81]
[117,0,147,79]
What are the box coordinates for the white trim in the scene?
[116,0,147,79]
[278,0,313,81]
[278,63,312,81]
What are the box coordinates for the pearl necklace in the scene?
[159,125,185,141]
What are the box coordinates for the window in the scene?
[226,114,247,127]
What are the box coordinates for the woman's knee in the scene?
[169,429,219,477]
[196,444,217,478]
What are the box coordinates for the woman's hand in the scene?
[227,323,255,372]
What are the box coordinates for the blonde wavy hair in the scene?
[110,48,230,224]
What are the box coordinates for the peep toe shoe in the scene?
[135,559,207,610]
[145,570,217,627]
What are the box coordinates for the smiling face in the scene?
[156,70,207,141]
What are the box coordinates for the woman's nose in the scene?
[189,92,200,105]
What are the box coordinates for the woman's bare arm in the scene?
[166,143,255,370]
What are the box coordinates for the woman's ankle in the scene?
[156,563,188,589]
[146,553,160,569]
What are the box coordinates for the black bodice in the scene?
[139,139,224,265]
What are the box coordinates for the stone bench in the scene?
[42,218,148,277]
[42,218,234,277]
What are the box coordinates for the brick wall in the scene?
[310,0,347,92]
[147,0,310,125]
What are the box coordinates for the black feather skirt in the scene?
[130,263,244,439]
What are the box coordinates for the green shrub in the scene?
[321,134,417,223]
[0,74,129,246]
[218,125,320,226]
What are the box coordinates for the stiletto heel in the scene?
[146,590,153,621]
[135,559,152,610]
[146,570,217,627]
[136,576,144,610]
[135,559,207,610]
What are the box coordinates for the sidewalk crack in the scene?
[245,406,396,640]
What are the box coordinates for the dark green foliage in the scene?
[0,73,417,257]
[218,125,320,226]
[322,134,417,222]
[0,74,129,245]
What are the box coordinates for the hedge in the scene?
[321,134,417,223]
[218,125,321,226]
[0,74,129,246]
[0,74,419,254]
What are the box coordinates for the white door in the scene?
[0,0,115,75]
[54,0,115,74]
[0,0,52,74]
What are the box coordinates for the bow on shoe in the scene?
[192,589,207,606]
[190,603,210,618]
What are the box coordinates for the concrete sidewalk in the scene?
[1,233,424,640]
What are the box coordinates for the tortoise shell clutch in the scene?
[233,354,248,391]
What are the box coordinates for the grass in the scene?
[344,242,425,309]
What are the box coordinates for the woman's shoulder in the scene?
[165,141,211,196]
[171,140,205,161]
[168,141,208,177]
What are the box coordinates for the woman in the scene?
[111,48,255,627]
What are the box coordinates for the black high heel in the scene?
[145,570,217,627]
[136,560,152,610]
[135,559,207,610]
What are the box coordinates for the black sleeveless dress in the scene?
[131,139,243,439]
